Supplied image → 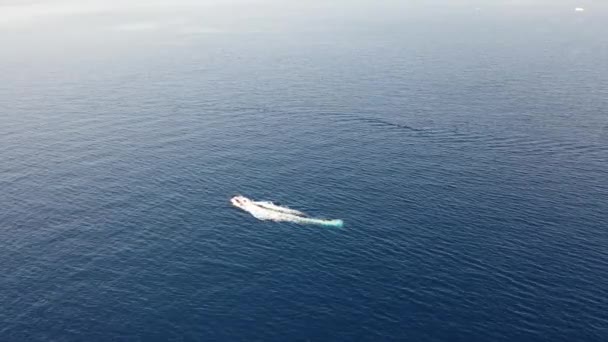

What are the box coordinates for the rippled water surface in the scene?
[1,6,608,341]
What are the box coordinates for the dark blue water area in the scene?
[1,13,608,341]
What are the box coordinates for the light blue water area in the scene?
[1,8,608,341]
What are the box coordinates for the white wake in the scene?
[231,196,344,227]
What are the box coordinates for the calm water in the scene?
[1,7,608,341]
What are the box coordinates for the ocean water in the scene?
[1,7,608,341]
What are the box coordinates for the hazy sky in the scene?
[0,0,600,32]
[1,0,603,61]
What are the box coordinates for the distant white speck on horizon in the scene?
[575,7,585,12]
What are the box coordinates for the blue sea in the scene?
[1,4,608,341]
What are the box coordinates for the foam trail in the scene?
[231,196,344,228]
[253,201,306,216]
[291,217,344,227]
